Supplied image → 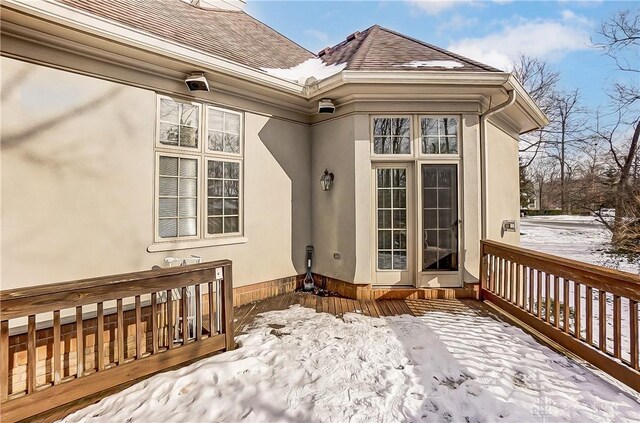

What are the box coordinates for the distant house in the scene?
[1,0,547,294]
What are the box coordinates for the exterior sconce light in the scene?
[320,169,334,191]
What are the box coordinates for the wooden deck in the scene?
[233,291,486,335]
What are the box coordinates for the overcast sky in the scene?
[246,0,638,114]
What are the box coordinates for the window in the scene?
[372,117,411,154]
[158,155,198,238]
[376,168,407,270]
[420,117,458,154]
[158,97,200,149]
[155,95,243,243]
[207,160,241,235]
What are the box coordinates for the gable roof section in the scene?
[319,25,501,73]
[55,0,314,70]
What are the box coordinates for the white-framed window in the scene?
[206,106,242,156]
[155,95,243,243]
[420,116,459,155]
[157,97,201,150]
[206,159,241,236]
[371,116,412,155]
[157,153,200,239]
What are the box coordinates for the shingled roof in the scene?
[56,0,315,70]
[319,25,501,73]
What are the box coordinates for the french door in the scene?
[417,163,461,287]
[371,164,414,286]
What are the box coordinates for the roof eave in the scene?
[2,0,306,95]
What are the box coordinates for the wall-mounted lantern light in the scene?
[320,169,334,191]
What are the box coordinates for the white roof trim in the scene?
[3,0,305,94]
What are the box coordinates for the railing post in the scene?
[222,263,235,351]
[479,241,487,301]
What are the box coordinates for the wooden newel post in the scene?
[222,263,235,351]
[479,241,487,301]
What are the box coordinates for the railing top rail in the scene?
[481,240,640,300]
[0,260,232,320]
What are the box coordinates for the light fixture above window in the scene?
[185,72,210,91]
[320,169,334,191]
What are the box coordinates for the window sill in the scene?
[147,236,248,252]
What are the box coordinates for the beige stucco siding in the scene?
[485,120,521,244]
[1,57,311,289]
[310,115,357,282]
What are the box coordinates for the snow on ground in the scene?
[61,305,640,423]
[261,58,346,84]
[520,215,639,275]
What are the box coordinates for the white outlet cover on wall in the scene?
[215,267,223,280]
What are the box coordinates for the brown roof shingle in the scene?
[319,25,501,73]
[55,0,315,70]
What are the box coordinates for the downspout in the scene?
[480,89,516,240]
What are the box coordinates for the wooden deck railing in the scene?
[0,260,233,422]
[480,240,639,391]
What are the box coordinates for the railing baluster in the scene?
[506,260,512,302]
[537,270,543,318]
[528,267,534,313]
[488,256,495,292]
[1,320,8,400]
[563,279,570,333]
[182,287,189,344]
[151,292,158,355]
[97,303,104,371]
[613,295,621,359]
[195,284,202,341]
[574,283,581,339]
[599,290,607,353]
[516,264,522,307]
[76,306,84,377]
[167,290,174,350]
[135,295,142,359]
[27,315,36,393]
[631,300,638,370]
[545,274,551,323]
[117,299,125,364]
[208,281,215,335]
[553,277,560,328]
[53,310,61,384]
[586,286,593,346]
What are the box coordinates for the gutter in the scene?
[479,89,516,240]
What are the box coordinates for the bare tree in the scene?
[545,90,587,213]
[512,55,560,167]
[592,9,640,251]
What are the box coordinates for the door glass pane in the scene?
[422,164,458,271]
[376,168,407,270]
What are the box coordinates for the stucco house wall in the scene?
[485,119,521,244]
[1,56,312,289]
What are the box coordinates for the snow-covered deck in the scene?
[61,293,640,422]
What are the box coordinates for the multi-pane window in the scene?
[373,117,411,154]
[207,107,241,154]
[207,160,241,235]
[376,168,407,270]
[158,156,198,238]
[155,95,243,242]
[159,98,200,148]
[421,117,458,154]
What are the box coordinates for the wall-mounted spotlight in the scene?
[185,72,210,91]
[320,169,334,191]
[318,98,335,114]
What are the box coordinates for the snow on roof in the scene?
[261,58,346,84]
[398,60,464,69]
